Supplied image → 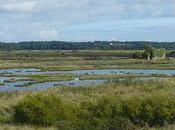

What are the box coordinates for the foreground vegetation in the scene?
[0,79,175,130]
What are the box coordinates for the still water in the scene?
[0,68,172,92]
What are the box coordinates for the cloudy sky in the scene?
[0,0,175,42]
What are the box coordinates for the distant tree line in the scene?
[0,41,175,50]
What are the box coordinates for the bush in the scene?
[142,95,175,126]
[108,116,134,130]
[120,95,175,126]
[91,95,175,128]
[13,92,175,129]
[132,52,143,59]
[14,94,68,126]
[84,97,135,130]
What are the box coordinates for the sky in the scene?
[0,0,175,42]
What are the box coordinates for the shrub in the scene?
[108,116,134,130]
[84,97,135,130]
[121,95,175,126]
[14,93,67,126]
[13,92,175,129]
[143,95,175,126]
[121,97,143,124]
[91,95,175,128]
[132,52,143,59]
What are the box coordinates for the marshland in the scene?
[0,48,174,130]
[1,0,175,129]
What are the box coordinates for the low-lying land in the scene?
[0,50,174,130]
[0,50,174,70]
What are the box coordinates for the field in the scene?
[0,50,174,130]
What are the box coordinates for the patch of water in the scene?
[0,68,173,92]
[0,68,175,76]
[0,79,106,92]
[0,77,26,83]
[68,69,175,75]
[0,77,169,92]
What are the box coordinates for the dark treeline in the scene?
[0,41,175,50]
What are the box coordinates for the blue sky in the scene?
[0,0,175,42]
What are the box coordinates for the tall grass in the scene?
[8,79,175,130]
[0,79,174,129]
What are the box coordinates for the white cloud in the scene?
[0,0,175,42]
[0,1,38,13]
[39,30,58,40]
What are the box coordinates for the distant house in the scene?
[110,43,113,46]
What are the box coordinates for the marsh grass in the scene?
[0,79,174,129]
[0,50,174,70]
[79,74,171,80]
[27,74,75,83]
[47,79,175,101]
[8,79,175,130]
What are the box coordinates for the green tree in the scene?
[132,52,143,59]
[144,44,154,59]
